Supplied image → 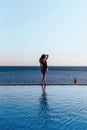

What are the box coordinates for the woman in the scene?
[39,54,49,85]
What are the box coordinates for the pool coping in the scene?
[0,83,86,86]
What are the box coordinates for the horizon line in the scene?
[0,65,87,67]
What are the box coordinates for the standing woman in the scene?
[39,54,49,85]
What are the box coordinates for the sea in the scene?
[0,66,87,84]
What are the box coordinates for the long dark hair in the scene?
[39,54,46,64]
[40,54,46,59]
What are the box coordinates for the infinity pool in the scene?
[0,85,87,130]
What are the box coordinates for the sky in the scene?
[0,0,87,66]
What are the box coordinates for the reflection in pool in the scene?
[0,85,87,130]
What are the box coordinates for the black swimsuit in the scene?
[40,61,48,74]
[43,61,47,69]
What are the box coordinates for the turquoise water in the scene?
[0,85,87,130]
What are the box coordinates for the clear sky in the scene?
[0,0,87,66]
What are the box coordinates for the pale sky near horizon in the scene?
[0,0,87,66]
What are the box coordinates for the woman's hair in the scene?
[39,54,46,64]
[40,54,46,59]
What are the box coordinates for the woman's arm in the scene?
[45,55,49,60]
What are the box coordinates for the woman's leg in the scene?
[43,73,46,84]
[42,73,46,84]
[41,68,48,84]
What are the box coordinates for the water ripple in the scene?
[0,86,87,129]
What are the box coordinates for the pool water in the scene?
[0,85,87,130]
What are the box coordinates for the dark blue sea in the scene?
[0,66,87,84]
